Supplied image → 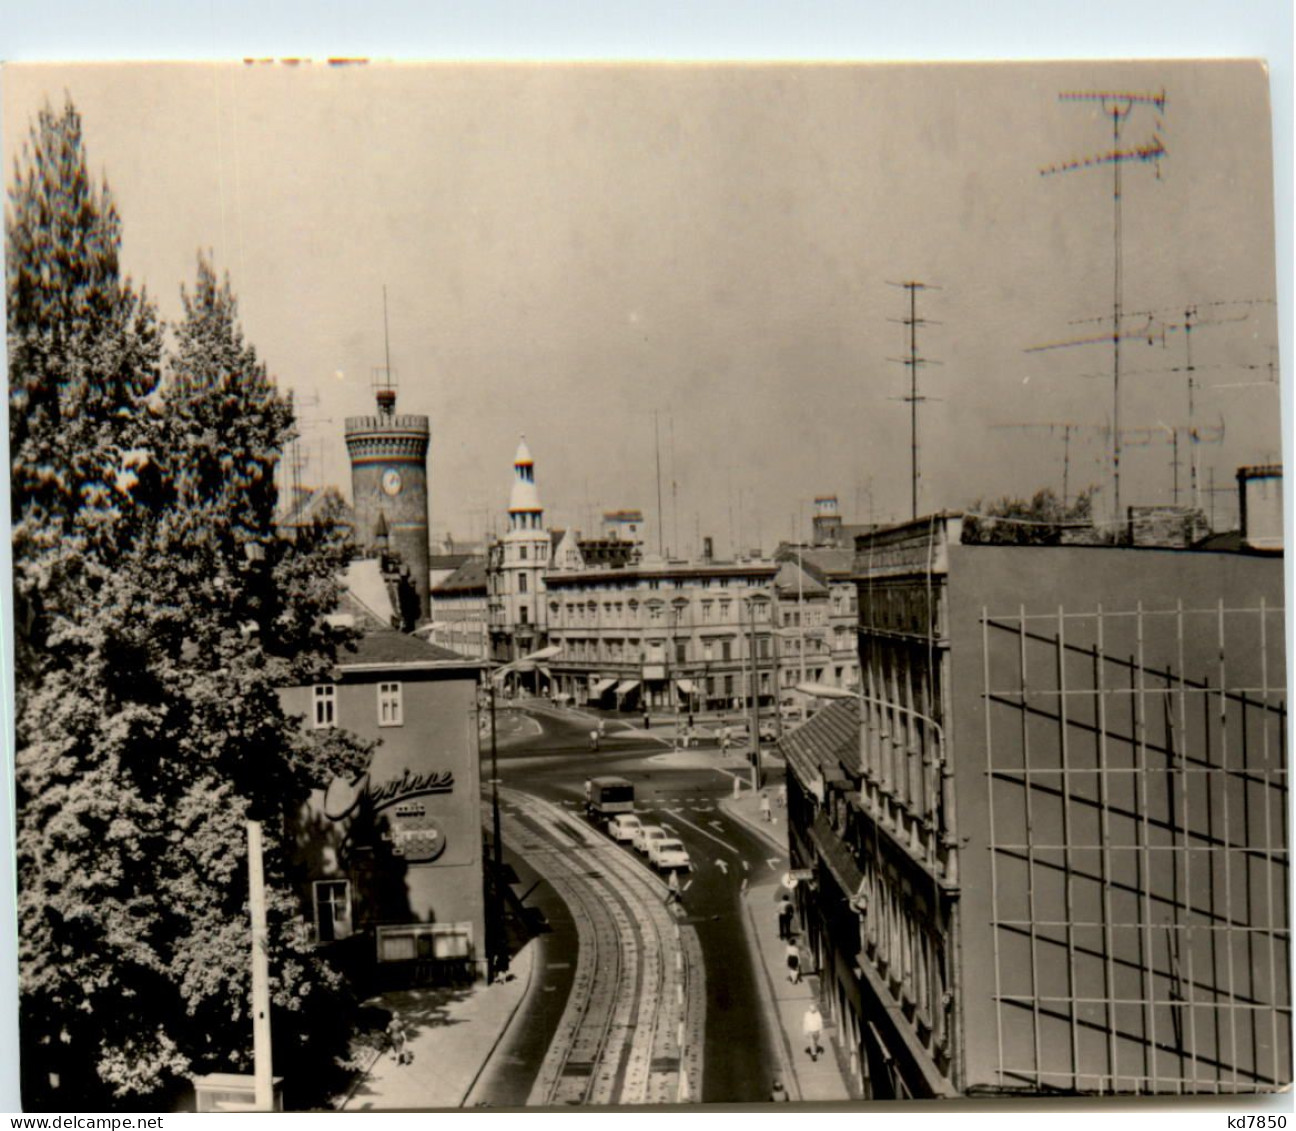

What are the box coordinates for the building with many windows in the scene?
[283,629,487,985]
[544,558,779,712]
[428,555,489,660]
[785,511,1288,1098]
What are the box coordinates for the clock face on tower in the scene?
[381,468,403,497]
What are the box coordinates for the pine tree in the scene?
[11,104,371,1109]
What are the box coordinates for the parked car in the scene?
[608,813,643,843]
[648,837,692,872]
[634,825,669,856]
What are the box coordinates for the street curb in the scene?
[737,885,802,1103]
[719,797,789,855]
[459,937,538,1108]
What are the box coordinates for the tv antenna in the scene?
[1040,87,1167,525]
[887,280,942,520]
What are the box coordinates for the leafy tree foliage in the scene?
[961,487,1099,545]
[11,102,371,1110]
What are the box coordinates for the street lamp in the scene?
[484,643,562,977]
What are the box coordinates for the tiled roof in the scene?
[432,556,487,595]
[779,697,860,780]
[339,628,476,668]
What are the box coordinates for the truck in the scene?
[584,775,635,822]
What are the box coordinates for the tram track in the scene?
[500,788,704,1105]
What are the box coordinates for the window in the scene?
[702,602,713,622]
[378,682,403,726]
[720,600,731,620]
[313,685,336,729]
[519,573,528,594]
[724,674,735,697]
[519,605,529,625]
[313,880,352,942]
[722,640,733,661]
[519,544,528,560]
[675,641,687,664]
[703,641,714,662]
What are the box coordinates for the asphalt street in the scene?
[482,704,784,1105]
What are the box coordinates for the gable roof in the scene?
[431,556,488,595]
[339,628,477,669]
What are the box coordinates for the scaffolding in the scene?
[980,599,1289,1094]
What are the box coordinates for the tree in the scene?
[961,487,1099,545]
[11,103,371,1110]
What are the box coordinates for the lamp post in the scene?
[484,643,562,978]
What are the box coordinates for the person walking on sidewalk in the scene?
[802,1002,824,1062]
[777,897,794,941]
[786,939,801,983]
[589,728,600,752]
[643,711,651,730]
[386,1015,412,1066]
[759,791,772,822]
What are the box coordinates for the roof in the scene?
[773,559,830,598]
[431,556,488,595]
[429,553,473,571]
[338,628,476,668]
[779,697,860,782]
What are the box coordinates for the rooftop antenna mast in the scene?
[374,284,398,418]
[887,280,941,520]
[1041,87,1167,525]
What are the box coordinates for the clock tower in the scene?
[345,376,432,620]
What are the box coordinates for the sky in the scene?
[2,59,1283,555]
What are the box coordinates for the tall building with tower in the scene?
[345,377,432,620]
[487,437,553,665]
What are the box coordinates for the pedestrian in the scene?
[720,726,730,752]
[759,791,772,822]
[387,1015,411,1065]
[665,868,683,907]
[598,717,607,737]
[777,899,794,941]
[802,1001,824,1061]
[770,1078,789,1102]
[643,711,651,730]
[786,939,801,983]
[589,728,600,752]
[687,712,695,729]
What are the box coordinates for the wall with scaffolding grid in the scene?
[947,545,1288,1095]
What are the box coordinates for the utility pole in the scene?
[1041,87,1167,525]
[247,821,274,1112]
[887,280,941,521]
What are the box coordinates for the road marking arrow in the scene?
[708,821,725,832]
[767,857,781,871]
[715,859,729,874]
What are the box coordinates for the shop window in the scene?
[376,923,474,963]
[378,682,403,727]
[313,880,352,942]
[313,684,336,729]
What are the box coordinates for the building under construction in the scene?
[783,494,1287,1097]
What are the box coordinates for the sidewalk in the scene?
[340,939,536,1110]
[722,792,852,1104]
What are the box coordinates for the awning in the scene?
[615,680,640,695]
[592,678,616,696]
[675,678,696,694]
